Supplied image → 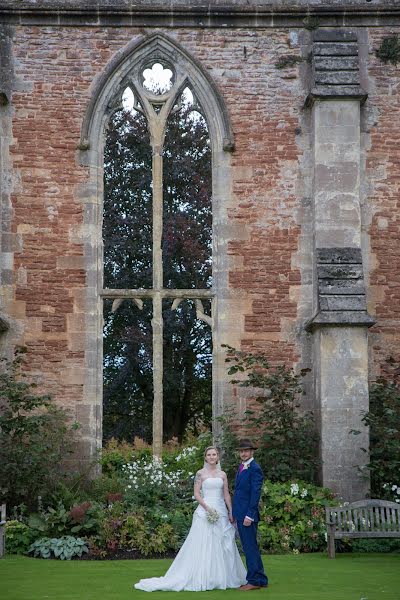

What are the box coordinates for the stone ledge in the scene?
[305,88,368,105]
[313,30,358,43]
[319,295,366,311]
[317,247,362,264]
[1,3,400,27]
[313,42,359,57]
[305,311,376,330]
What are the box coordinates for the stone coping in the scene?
[0,0,394,7]
[1,1,400,27]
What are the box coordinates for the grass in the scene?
[1,553,399,600]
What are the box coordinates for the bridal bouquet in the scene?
[206,508,220,524]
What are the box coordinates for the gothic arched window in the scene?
[80,35,233,457]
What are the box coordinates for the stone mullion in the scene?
[152,138,164,459]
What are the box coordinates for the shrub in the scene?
[100,434,211,477]
[223,345,319,483]
[100,437,151,475]
[28,500,103,539]
[122,455,193,510]
[94,506,180,556]
[85,472,125,503]
[48,473,91,508]
[162,434,211,474]
[5,520,37,554]
[217,408,243,482]
[351,358,400,500]
[0,347,79,509]
[119,512,178,556]
[350,538,400,553]
[28,536,89,560]
[258,479,335,553]
[166,508,193,549]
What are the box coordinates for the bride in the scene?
[134,446,247,591]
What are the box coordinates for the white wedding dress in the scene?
[134,477,247,591]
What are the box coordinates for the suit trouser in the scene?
[237,521,268,587]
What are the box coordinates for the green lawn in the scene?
[1,554,399,600]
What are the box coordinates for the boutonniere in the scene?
[242,463,250,470]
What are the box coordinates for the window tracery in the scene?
[103,56,213,456]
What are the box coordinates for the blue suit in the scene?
[232,460,268,587]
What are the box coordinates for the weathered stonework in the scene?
[1,1,400,498]
[308,247,375,327]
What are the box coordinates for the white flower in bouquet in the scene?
[206,508,220,524]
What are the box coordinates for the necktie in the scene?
[239,463,244,473]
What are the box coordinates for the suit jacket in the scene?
[232,460,264,523]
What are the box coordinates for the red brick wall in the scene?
[4,24,400,431]
[365,30,400,378]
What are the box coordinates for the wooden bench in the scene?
[0,504,5,558]
[326,499,400,558]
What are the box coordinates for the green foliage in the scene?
[85,472,125,504]
[376,36,400,65]
[28,536,89,560]
[351,359,400,500]
[217,408,243,482]
[0,347,78,509]
[48,473,91,508]
[5,520,37,554]
[161,433,212,474]
[302,16,320,30]
[38,503,71,537]
[350,538,400,553]
[166,508,193,548]
[258,480,335,554]
[93,506,180,556]
[119,435,215,512]
[100,434,212,478]
[122,454,193,511]
[99,438,151,475]
[128,518,177,557]
[28,501,104,540]
[223,345,319,483]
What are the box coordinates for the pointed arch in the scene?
[80,33,234,154]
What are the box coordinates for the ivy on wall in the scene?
[376,36,400,66]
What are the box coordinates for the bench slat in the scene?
[334,531,400,539]
[348,509,354,533]
[326,499,400,558]
[353,508,359,532]
[390,507,400,531]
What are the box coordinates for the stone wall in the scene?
[1,1,400,497]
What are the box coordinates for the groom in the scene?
[232,439,268,591]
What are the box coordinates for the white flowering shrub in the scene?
[382,483,400,504]
[122,455,194,510]
[258,480,335,554]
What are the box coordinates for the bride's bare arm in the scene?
[194,470,209,511]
